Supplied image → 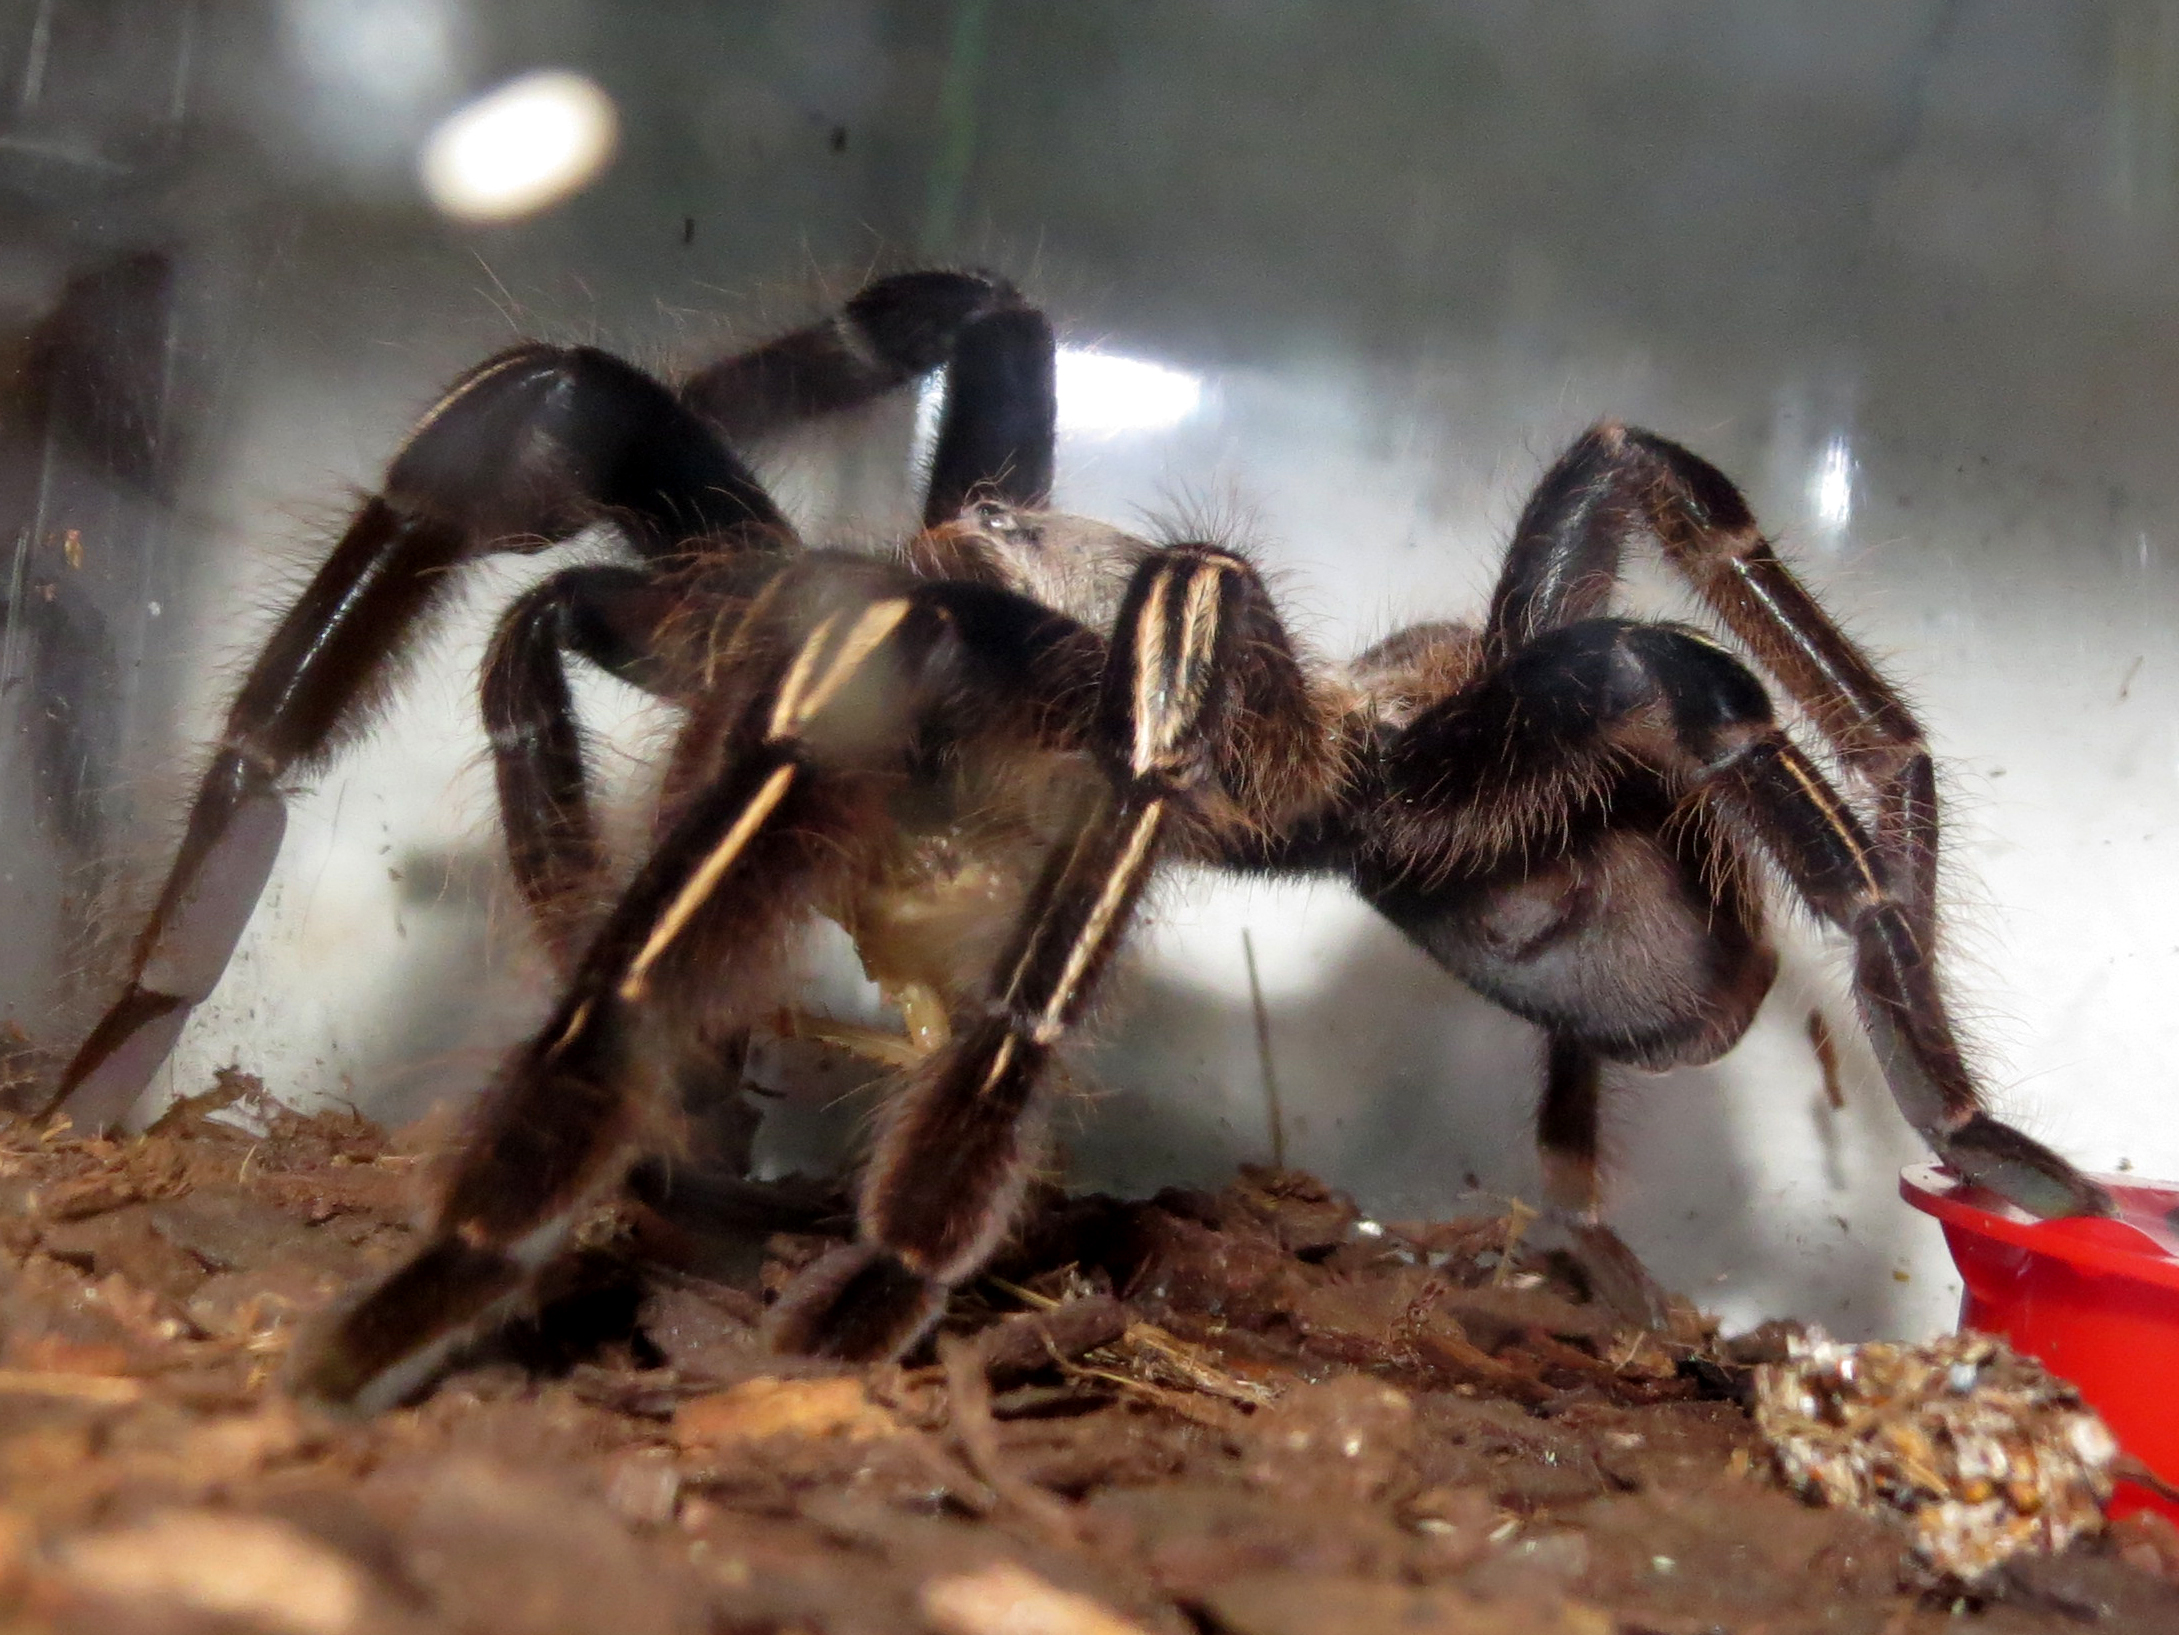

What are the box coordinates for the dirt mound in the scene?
[0,1078,2171,1633]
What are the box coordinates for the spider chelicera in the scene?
[47,269,2109,1412]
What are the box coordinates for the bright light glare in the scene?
[1055,349,1204,435]
[1812,434,1854,528]
[420,70,618,223]
[915,347,1205,455]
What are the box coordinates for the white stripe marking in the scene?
[1034,800,1166,1042]
[766,610,844,741]
[1130,571,1173,776]
[619,762,796,1000]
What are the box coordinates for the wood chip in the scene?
[0,1368,144,1402]
[980,1295,1130,1385]
[673,1375,903,1447]
[53,1510,367,1635]
[920,1561,1155,1635]
[1202,1570,1611,1635]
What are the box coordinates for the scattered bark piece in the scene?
[399,1455,700,1635]
[980,1295,1129,1386]
[922,1560,1157,1635]
[603,1447,682,1526]
[1240,1374,1414,1502]
[637,1276,766,1377]
[942,1335,1079,1544]
[0,1368,143,1403]
[2115,1508,2179,1580]
[673,1375,902,1448]
[1220,1167,1359,1258]
[0,1098,2152,1635]
[38,1207,210,1302]
[49,1509,371,1635]
[1196,1570,1610,1635]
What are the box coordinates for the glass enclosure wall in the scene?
[3,1,2176,1339]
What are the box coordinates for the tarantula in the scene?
[49,269,2110,1412]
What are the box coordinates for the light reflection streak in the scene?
[914,348,1206,466]
[1813,434,1854,529]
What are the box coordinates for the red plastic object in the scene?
[1902,1164,2179,1522]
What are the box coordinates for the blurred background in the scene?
[1,0,2175,1341]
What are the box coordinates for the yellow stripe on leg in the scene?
[619,762,797,1000]
[767,599,913,741]
[1032,800,1167,1044]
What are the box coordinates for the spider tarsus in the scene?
[287,1236,528,1416]
[44,987,191,1128]
[49,757,289,1126]
[763,1242,946,1362]
[1943,1113,2114,1220]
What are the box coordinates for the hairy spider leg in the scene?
[1478,426,2108,1222]
[1353,609,1775,1316]
[52,350,789,1131]
[1713,731,2109,1217]
[1535,1033,1605,1215]
[678,269,1028,446]
[481,276,1057,965]
[483,564,688,967]
[474,280,1064,1220]
[919,303,1057,525]
[486,566,987,1263]
[1365,617,2108,1226]
[1453,430,1788,1272]
[288,560,1097,1411]
[1533,1034,1676,1321]
[1488,422,1942,929]
[766,543,1288,1362]
[57,270,1050,1131]
[484,560,939,1247]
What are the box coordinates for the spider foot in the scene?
[1527,1207,1673,1331]
[52,777,288,1130]
[1941,1112,2113,1219]
[763,1242,947,1362]
[286,1236,530,1416]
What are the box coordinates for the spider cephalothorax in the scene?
[49,269,2111,1412]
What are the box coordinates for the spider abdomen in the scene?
[1367,800,1778,1072]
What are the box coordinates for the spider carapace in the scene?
[48,270,2111,1412]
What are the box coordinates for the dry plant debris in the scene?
[0,1076,2168,1632]
[1756,1328,2121,1586]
